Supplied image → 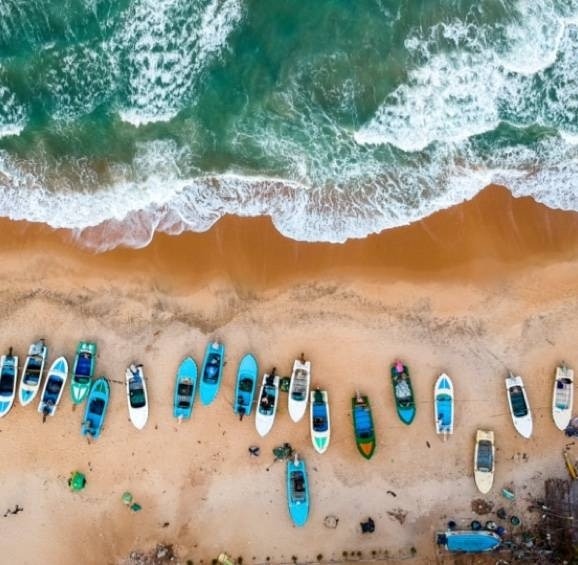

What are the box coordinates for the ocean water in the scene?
[0,0,577,249]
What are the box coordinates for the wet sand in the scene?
[0,185,576,564]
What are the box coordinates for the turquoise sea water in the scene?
[0,0,577,249]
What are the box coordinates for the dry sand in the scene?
[0,186,577,564]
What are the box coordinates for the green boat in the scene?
[391,360,416,425]
[352,392,376,460]
[70,341,97,404]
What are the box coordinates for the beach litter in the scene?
[122,491,143,512]
[3,505,23,517]
[267,443,294,471]
[68,471,87,492]
[387,508,407,525]
[501,487,516,500]
[471,498,494,514]
[248,445,260,457]
[323,515,339,529]
[360,517,375,533]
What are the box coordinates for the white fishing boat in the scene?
[255,371,280,437]
[18,339,47,407]
[505,372,533,439]
[434,373,454,437]
[38,356,68,420]
[126,363,148,430]
[0,348,19,418]
[474,429,495,494]
[309,388,330,454]
[288,355,311,423]
[553,363,574,431]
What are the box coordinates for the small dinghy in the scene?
[352,391,376,459]
[18,339,47,407]
[199,341,225,406]
[255,369,280,437]
[126,363,148,430]
[173,356,197,420]
[81,377,110,440]
[553,363,574,431]
[70,341,97,405]
[287,453,310,527]
[390,359,416,425]
[474,429,495,494]
[505,372,533,439]
[434,373,454,438]
[38,356,68,421]
[288,354,311,423]
[437,530,501,553]
[233,353,258,419]
[0,348,18,418]
[310,388,330,454]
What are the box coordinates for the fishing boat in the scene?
[199,341,225,406]
[0,348,18,418]
[505,372,533,439]
[553,363,574,431]
[351,392,376,459]
[233,353,258,419]
[126,363,148,430]
[255,370,280,437]
[70,341,97,405]
[173,356,197,420]
[38,356,68,420]
[310,388,330,454]
[474,429,495,494]
[434,373,454,437]
[437,530,501,553]
[18,340,48,407]
[287,453,310,527]
[390,360,416,425]
[288,355,311,423]
[81,377,110,440]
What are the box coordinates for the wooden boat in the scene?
[352,392,376,459]
[288,355,311,423]
[0,348,18,418]
[553,363,574,431]
[563,449,578,480]
[81,377,110,440]
[173,356,197,420]
[70,341,97,405]
[474,429,495,494]
[125,363,148,430]
[287,453,310,527]
[199,341,225,406]
[390,360,416,425]
[438,530,501,553]
[310,388,330,454]
[18,339,47,407]
[434,373,454,437]
[233,353,258,419]
[38,356,68,420]
[255,370,280,437]
[505,372,533,439]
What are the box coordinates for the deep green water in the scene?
[0,0,576,248]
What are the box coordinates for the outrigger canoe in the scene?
[352,392,376,459]
[288,355,311,423]
[70,341,97,405]
[38,356,68,420]
[391,360,416,425]
[255,370,280,437]
[81,377,110,440]
[199,341,225,406]
[310,388,330,454]
[173,356,197,420]
[434,373,454,437]
[0,348,18,418]
[234,353,258,419]
[287,453,310,527]
[553,363,574,431]
[126,363,148,430]
[18,339,47,407]
[505,372,533,439]
[474,429,495,494]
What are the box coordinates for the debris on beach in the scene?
[3,505,23,517]
[387,508,407,525]
[386,490,397,497]
[125,544,176,564]
[68,471,87,492]
[248,445,260,457]
[471,498,494,514]
[122,491,143,512]
[323,515,339,529]
[360,517,375,533]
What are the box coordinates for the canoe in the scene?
[38,356,68,420]
[0,348,18,418]
[173,357,197,420]
[390,360,416,425]
[126,363,148,430]
[352,392,376,459]
[288,356,311,423]
[199,341,225,406]
[505,372,533,439]
[70,341,97,405]
[255,371,280,437]
[474,429,495,494]
[434,373,454,437]
[438,530,501,553]
[234,353,258,418]
[81,377,110,440]
[287,453,310,527]
[310,388,330,454]
[18,340,47,407]
[553,363,574,431]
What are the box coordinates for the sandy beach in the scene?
[0,186,577,564]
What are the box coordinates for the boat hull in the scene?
[288,358,311,423]
[126,365,148,430]
[505,374,533,439]
[0,353,18,418]
[234,353,258,417]
[173,357,197,420]
[255,374,280,437]
[441,530,501,553]
[434,373,454,436]
[390,363,416,425]
[474,429,495,494]
[287,456,310,527]
[199,342,225,406]
[18,340,47,407]
[352,395,376,460]
[82,377,110,440]
[553,365,574,431]
[38,357,68,417]
[310,389,330,454]
[70,341,97,405]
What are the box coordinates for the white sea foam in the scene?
[0,74,27,138]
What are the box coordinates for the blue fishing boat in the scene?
[352,392,376,459]
[391,359,416,425]
[199,342,225,406]
[287,453,310,527]
[438,530,501,553]
[70,341,97,405]
[310,388,330,454]
[234,353,258,419]
[81,377,110,440]
[38,356,68,421]
[173,356,197,420]
[434,373,454,437]
[0,348,18,418]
